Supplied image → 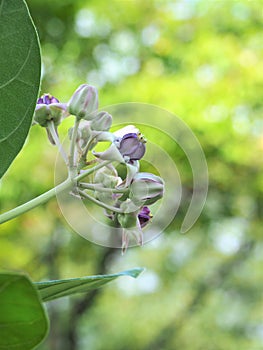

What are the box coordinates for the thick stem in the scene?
[0,160,111,224]
[0,178,71,224]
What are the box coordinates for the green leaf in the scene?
[0,274,48,350]
[0,0,41,179]
[35,268,144,302]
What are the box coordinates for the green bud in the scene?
[79,122,92,141]
[117,213,137,229]
[91,111,112,131]
[67,84,98,121]
[94,169,120,188]
[94,168,122,205]
[130,172,164,206]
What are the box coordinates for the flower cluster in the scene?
[34,84,164,253]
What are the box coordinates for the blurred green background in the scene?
[0,0,263,349]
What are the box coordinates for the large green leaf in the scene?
[0,0,41,179]
[0,274,48,350]
[35,268,144,302]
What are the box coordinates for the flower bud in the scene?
[73,121,92,149]
[117,133,146,161]
[94,167,121,188]
[67,84,98,121]
[91,111,112,131]
[34,94,66,127]
[117,200,145,254]
[94,167,122,204]
[117,212,138,229]
[130,172,164,206]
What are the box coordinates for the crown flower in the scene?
[34,93,67,127]
[34,94,67,144]
[33,84,165,254]
[117,133,146,161]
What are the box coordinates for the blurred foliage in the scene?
[0,0,263,349]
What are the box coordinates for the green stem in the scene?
[79,183,128,194]
[47,121,68,165]
[0,160,111,225]
[0,178,71,224]
[75,160,111,182]
[78,189,123,213]
[68,118,80,176]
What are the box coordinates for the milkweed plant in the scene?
[34,84,164,253]
[0,1,163,348]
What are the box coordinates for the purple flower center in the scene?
[138,206,152,228]
[37,93,59,105]
[119,133,146,161]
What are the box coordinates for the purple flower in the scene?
[34,93,67,126]
[94,132,146,163]
[37,94,59,105]
[118,133,146,161]
[34,93,67,145]
[138,206,152,228]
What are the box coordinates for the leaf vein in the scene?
[0,38,33,90]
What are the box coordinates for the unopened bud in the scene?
[130,172,164,206]
[117,213,137,229]
[117,200,145,254]
[74,122,92,148]
[94,168,122,204]
[117,200,139,228]
[91,111,112,131]
[94,167,121,188]
[67,84,98,121]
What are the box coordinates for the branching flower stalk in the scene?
[0,84,165,253]
[68,118,80,176]
[0,160,110,224]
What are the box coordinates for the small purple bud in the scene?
[118,133,146,161]
[67,84,99,121]
[138,206,152,228]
